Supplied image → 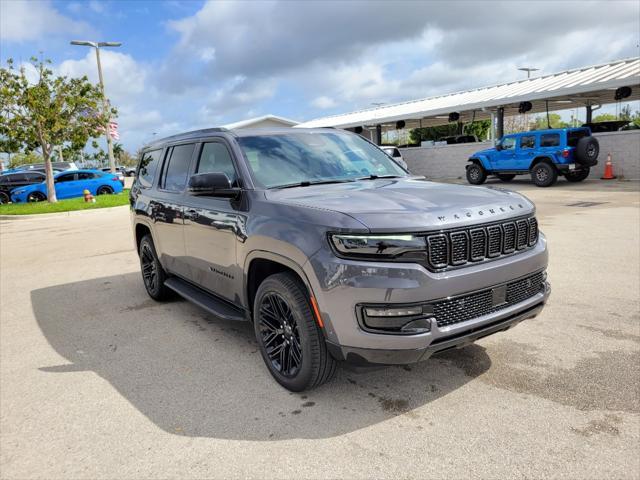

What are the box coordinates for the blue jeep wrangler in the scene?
[466,127,599,187]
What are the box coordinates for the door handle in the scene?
[185,209,199,220]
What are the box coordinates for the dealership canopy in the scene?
[296,57,640,134]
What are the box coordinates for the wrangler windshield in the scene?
[237,131,408,188]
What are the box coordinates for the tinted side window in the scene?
[161,144,195,192]
[4,174,24,183]
[521,136,536,149]
[56,174,76,183]
[502,137,516,150]
[196,142,237,184]
[138,149,162,188]
[540,134,560,147]
[77,172,97,180]
[23,173,45,182]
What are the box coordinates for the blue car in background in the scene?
[10,169,123,203]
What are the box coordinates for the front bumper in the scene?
[326,281,549,366]
[305,233,549,360]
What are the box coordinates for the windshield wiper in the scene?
[273,179,356,189]
[356,174,404,181]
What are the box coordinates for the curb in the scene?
[0,204,129,220]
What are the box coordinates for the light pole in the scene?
[517,67,539,79]
[70,40,121,173]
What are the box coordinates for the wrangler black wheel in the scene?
[139,234,171,301]
[254,272,336,391]
[466,162,487,185]
[531,162,557,187]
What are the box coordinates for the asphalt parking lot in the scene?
[1,179,638,479]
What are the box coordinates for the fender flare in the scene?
[242,250,316,308]
[468,156,490,170]
[529,156,556,171]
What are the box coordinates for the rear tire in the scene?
[254,272,337,391]
[97,185,114,195]
[138,234,172,301]
[531,162,558,187]
[496,174,516,182]
[466,163,487,185]
[565,168,590,182]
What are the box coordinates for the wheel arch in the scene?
[529,156,557,171]
[468,156,490,170]
[134,221,154,253]
[244,251,315,316]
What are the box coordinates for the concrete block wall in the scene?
[401,130,640,180]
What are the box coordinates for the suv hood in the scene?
[266,178,534,231]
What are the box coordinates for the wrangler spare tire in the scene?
[574,136,599,165]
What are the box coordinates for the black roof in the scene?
[143,126,339,149]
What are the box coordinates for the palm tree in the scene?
[112,142,123,162]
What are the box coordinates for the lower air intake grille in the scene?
[433,271,545,328]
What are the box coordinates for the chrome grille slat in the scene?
[433,271,545,327]
[425,216,538,271]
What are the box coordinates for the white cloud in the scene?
[58,50,147,102]
[312,96,337,109]
[0,0,89,42]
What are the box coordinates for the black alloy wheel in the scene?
[466,163,487,185]
[254,272,336,391]
[258,292,303,377]
[27,192,46,202]
[138,234,171,300]
[97,186,113,195]
[0,191,9,204]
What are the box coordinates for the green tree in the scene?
[410,120,491,144]
[7,151,43,169]
[592,113,618,123]
[529,113,568,130]
[0,57,112,202]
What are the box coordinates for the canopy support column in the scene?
[496,107,504,140]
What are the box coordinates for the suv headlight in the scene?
[329,234,426,258]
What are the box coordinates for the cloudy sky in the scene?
[1,0,639,151]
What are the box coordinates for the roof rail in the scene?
[145,127,229,148]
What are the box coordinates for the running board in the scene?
[164,277,247,321]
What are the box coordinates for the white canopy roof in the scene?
[297,58,640,130]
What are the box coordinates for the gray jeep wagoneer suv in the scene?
[130,128,550,391]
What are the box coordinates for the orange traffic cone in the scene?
[601,153,616,180]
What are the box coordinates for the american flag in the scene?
[109,121,120,140]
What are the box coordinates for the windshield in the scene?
[237,131,408,188]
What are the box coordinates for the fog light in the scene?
[400,318,432,334]
[365,306,423,317]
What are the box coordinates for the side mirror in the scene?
[188,172,240,198]
[495,144,503,151]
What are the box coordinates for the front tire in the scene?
[466,163,487,185]
[254,272,337,391]
[27,191,46,202]
[565,168,590,182]
[531,163,558,187]
[138,235,172,301]
[0,191,10,204]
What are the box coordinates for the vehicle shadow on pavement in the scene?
[31,272,491,440]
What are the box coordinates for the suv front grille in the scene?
[425,216,538,271]
[433,271,545,328]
